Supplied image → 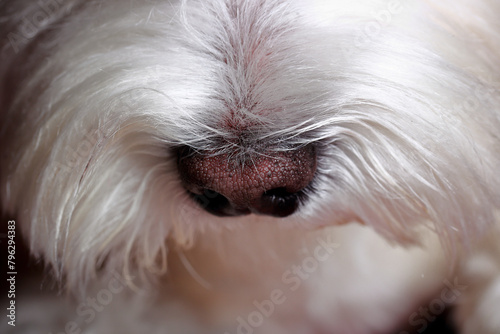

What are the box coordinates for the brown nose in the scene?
[177,145,317,217]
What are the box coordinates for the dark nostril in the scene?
[189,189,250,217]
[258,188,301,217]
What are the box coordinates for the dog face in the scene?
[1,0,500,292]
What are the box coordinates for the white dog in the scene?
[2,0,500,333]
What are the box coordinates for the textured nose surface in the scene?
[177,146,317,217]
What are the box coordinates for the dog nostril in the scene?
[189,189,250,217]
[258,188,301,217]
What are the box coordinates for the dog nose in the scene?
[177,145,317,217]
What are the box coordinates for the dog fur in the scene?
[2,0,500,333]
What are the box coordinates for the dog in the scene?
[2,0,500,333]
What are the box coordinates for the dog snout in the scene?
[177,145,317,217]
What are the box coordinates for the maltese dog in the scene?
[1,0,500,333]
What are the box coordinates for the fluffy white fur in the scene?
[1,0,500,333]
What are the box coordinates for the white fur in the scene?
[1,0,500,333]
